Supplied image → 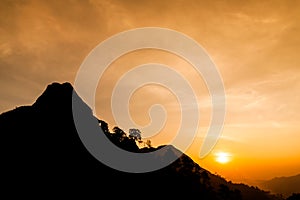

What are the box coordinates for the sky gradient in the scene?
[1,0,300,183]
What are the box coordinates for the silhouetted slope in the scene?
[209,173,278,200]
[0,82,282,199]
[259,174,300,197]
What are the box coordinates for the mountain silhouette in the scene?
[0,82,284,199]
[258,174,300,197]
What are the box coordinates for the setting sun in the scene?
[215,152,231,164]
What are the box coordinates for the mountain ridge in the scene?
[0,82,284,199]
[258,174,300,197]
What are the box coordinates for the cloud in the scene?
[0,0,129,111]
[1,0,300,181]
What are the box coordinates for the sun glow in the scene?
[215,152,231,164]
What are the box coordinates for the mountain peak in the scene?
[46,82,73,90]
[33,82,74,109]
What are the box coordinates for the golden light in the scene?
[215,152,231,164]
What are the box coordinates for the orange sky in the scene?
[1,0,300,183]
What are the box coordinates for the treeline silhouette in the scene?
[287,193,300,200]
[0,82,286,199]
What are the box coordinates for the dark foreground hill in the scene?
[0,82,283,199]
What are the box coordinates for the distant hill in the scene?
[258,174,300,197]
[0,82,283,199]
